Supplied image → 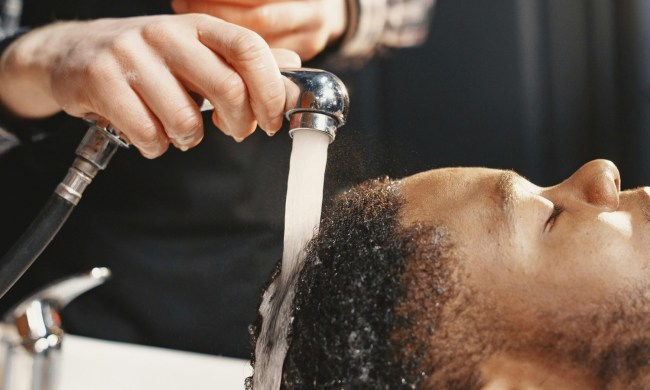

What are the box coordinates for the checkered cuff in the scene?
[337,0,436,64]
[0,29,29,154]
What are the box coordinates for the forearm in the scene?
[336,0,436,63]
[0,30,34,151]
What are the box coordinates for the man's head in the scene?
[254,159,650,389]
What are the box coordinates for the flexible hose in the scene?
[0,125,126,301]
[0,194,74,299]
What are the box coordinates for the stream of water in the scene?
[253,130,330,390]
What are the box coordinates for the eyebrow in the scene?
[496,171,518,217]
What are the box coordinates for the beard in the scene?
[400,278,650,389]
[552,289,650,388]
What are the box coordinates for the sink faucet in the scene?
[0,267,111,390]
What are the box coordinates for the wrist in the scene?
[332,0,436,67]
[0,22,79,119]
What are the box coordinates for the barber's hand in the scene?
[171,0,347,60]
[0,15,301,158]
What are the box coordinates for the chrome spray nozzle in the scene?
[280,68,349,143]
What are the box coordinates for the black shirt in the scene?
[0,0,295,357]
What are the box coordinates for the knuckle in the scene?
[109,33,139,58]
[228,30,268,63]
[169,107,202,136]
[140,21,175,45]
[85,56,117,83]
[214,72,247,105]
[135,121,164,147]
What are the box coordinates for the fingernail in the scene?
[180,145,189,152]
[141,151,157,159]
[83,113,100,122]
[265,131,276,137]
[233,136,244,143]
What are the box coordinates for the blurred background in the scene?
[0,0,649,359]
[333,0,650,187]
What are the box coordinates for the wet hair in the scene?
[248,175,650,389]
[248,177,462,389]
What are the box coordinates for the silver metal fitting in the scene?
[280,69,350,143]
[54,164,93,205]
[75,124,129,171]
[1,268,111,390]
[54,124,128,205]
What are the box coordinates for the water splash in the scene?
[253,130,330,389]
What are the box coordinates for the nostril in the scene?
[586,173,620,210]
[562,159,622,210]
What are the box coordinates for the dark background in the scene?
[0,0,649,358]
[336,0,650,188]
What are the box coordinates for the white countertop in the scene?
[59,335,252,390]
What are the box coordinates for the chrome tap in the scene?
[280,68,349,142]
[199,68,350,141]
[0,267,111,390]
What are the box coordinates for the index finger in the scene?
[197,18,287,132]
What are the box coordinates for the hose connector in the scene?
[281,68,349,143]
[55,124,128,205]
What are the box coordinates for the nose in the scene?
[555,159,621,210]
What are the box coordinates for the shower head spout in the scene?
[280,68,349,143]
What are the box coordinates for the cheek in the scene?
[538,224,644,301]
[598,212,633,239]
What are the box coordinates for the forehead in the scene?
[399,167,509,227]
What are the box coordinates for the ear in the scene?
[479,354,595,390]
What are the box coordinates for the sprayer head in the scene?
[280,68,349,143]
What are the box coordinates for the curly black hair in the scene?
[247,177,462,389]
[248,175,650,389]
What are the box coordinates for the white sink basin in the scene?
[59,335,252,390]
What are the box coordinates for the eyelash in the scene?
[547,205,564,229]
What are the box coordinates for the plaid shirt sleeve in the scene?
[0,0,22,38]
[0,37,21,153]
[0,22,27,154]
[334,0,436,65]
[0,0,22,154]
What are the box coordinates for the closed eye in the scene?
[545,205,564,232]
